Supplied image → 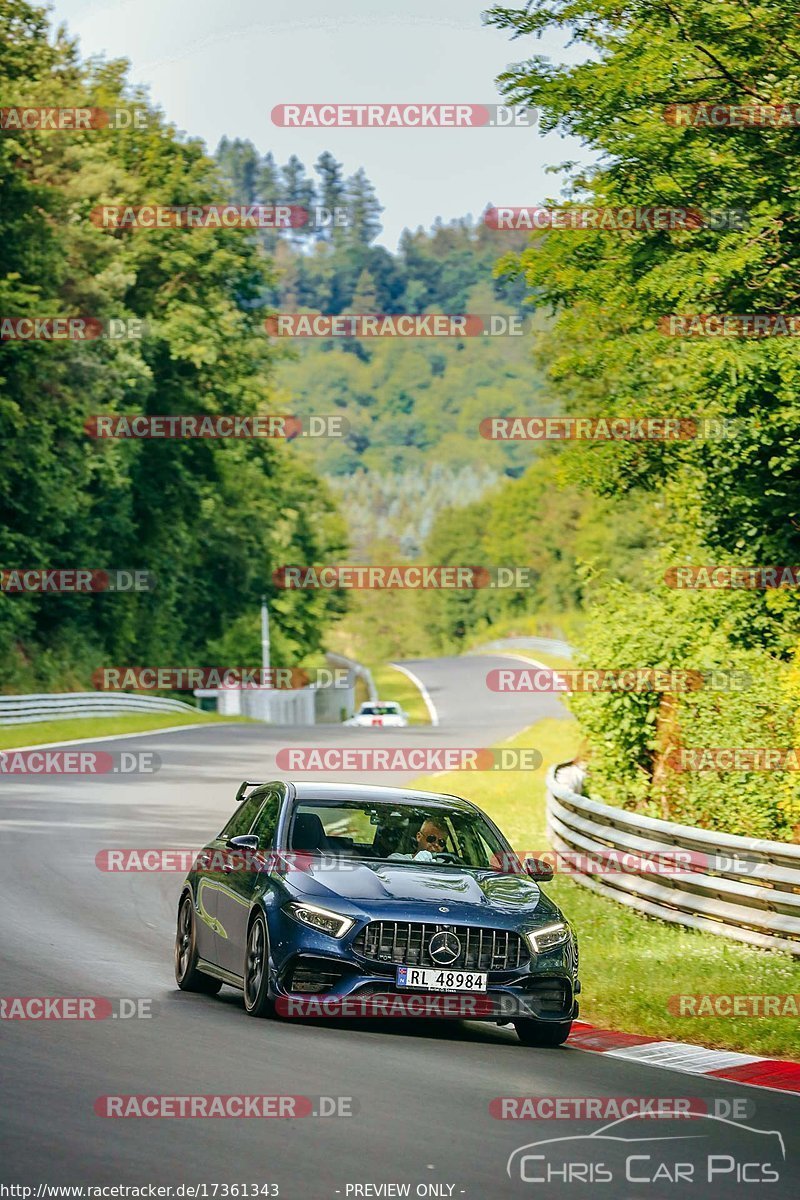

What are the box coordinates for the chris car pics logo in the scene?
[507,1113,785,1186]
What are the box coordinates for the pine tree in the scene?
[257,151,283,206]
[351,268,379,312]
[314,151,346,243]
[344,167,383,246]
[281,155,317,244]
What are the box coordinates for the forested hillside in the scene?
[0,1,346,690]
[215,140,548,547]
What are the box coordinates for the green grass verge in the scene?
[368,664,431,725]
[411,716,800,1059]
[0,710,249,750]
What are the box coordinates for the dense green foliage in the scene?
[0,1,346,690]
[215,139,531,314]
[459,0,800,838]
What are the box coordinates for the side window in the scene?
[251,792,281,849]
[219,788,268,841]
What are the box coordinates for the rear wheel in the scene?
[243,913,275,1018]
[175,895,222,994]
[514,1019,572,1047]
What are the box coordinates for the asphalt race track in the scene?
[1,654,797,1197]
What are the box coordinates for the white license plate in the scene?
[396,967,487,992]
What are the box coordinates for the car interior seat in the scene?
[291,812,330,853]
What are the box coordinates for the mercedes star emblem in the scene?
[428,930,462,966]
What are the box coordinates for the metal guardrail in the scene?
[471,635,575,660]
[0,692,198,726]
[326,652,377,702]
[546,761,800,956]
[240,685,316,726]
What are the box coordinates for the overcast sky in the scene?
[46,0,590,248]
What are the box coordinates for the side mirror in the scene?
[227,834,259,851]
[524,857,554,883]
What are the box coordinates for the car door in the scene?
[192,837,228,965]
[201,787,271,968]
[216,787,282,977]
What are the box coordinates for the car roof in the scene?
[287,780,479,812]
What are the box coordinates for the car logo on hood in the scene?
[429,930,461,965]
[438,906,450,913]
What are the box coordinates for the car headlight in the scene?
[525,922,570,954]
[285,901,355,939]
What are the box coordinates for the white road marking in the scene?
[607,1041,763,1072]
[389,662,439,726]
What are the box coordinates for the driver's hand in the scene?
[412,849,434,862]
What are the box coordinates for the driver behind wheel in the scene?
[415,818,448,857]
[388,817,450,862]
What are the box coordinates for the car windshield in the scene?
[287,798,518,871]
[359,704,399,715]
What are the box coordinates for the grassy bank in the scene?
[0,710,248,750]
[367,664,431,724]
[412,716,800,1059]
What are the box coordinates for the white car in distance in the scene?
[346,700,409,728]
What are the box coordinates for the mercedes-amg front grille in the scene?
[353,921,527,970]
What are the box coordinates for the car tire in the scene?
[243,912,276,1018]
[514,1019,572,1047]
[175,895,222,994]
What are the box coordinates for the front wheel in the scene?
[243,913,275,1018]
[175,895,222,994]
[514,1019,572,1047]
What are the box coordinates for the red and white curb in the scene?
[567,1021,800,1095]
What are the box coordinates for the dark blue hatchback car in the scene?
[175,780,579,1046]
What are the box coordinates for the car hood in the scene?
[279,860,552,918]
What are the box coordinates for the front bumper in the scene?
[268,908,579,1023]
